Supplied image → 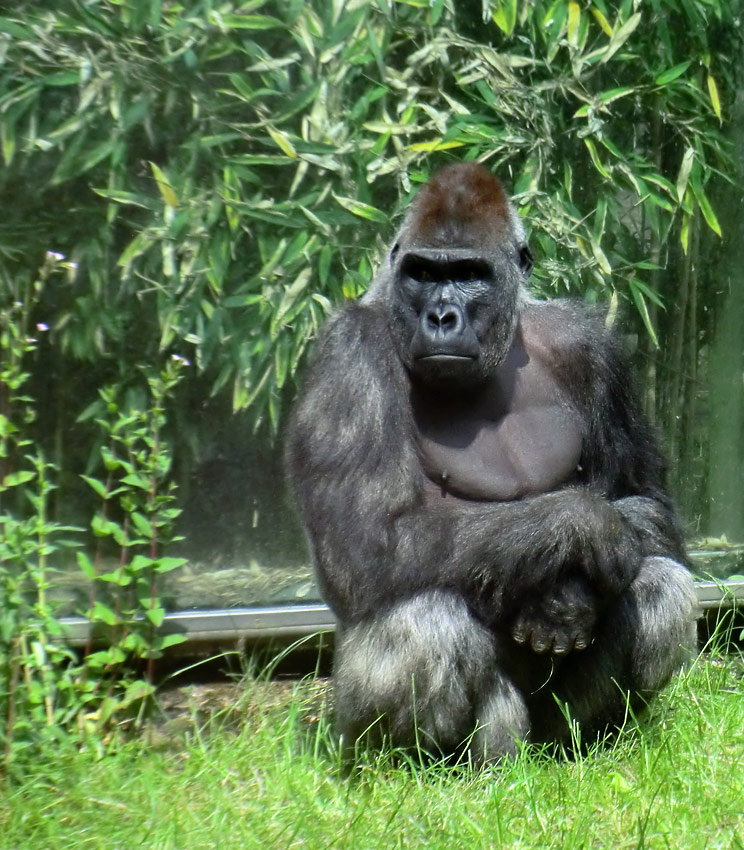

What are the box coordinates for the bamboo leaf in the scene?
[234,363,273,412]
[92,188,157,209]
[629,280,659,347]
[655,61,691,85]
[272,268,312,337]
[0,18,32,38]
[332,194,388,223]
[676,148,694,203]
[707,74,722,123]
[629,276,665,308]
[214,13,283,29]
[267,127,297,158]
[275,335,291,389]
[600,12,641,64]
[592,197,607,244]
[45,71,79,87]
[149,161,178,208]
[605,290,619,329]
[680,212,691,254]
[590,238,612,274]
[409,139,465,152]
[583,139,610,178]
[598,86,634,104]
[542,0,567,35]
[691,178,722,237]
[1,114,15,165]
[363,121,414,135]
[567,2,581,46]
[645,173,676,197]
[491,0,518,36]
[590,6,613,35]
[118,232,156,275]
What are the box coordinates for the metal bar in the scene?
[695,580,744,609]
[61,603,336,647]
[59,581,744,648]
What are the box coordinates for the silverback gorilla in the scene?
[286,162,697,762]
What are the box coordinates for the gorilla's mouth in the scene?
[416,354,476,363]
[412,353,481,385]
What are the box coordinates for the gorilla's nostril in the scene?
[440,310,458,330]
[425,310,441,330]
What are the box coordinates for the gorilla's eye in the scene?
[401,255,440,284]
[400,255,492,285]
[452,259,492,284]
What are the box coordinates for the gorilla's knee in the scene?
[334,590,524,758]
[626,556,697,691]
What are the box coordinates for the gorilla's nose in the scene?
[411,299,479,361]
[424,303,465,339]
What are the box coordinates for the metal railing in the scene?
[59,581,743,648]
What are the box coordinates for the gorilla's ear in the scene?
[519,244,534,276]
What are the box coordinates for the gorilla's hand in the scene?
[510,575,598,655]
[528,488,643,597]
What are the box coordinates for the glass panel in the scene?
[1,3,742,623]
[665,58,744,583]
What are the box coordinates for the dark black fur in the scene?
[286,163,696,762]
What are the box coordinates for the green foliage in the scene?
[79,361,189,684]
[0,0,738,435]
[0,259,186,769]
[1,257,82,763]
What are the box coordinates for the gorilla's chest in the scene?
[411,355,585,502]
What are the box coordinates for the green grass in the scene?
[2,647,744,850]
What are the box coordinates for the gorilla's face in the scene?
[377,163,533,389]
[390,243,532,388]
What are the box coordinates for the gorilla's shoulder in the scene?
[522,297,612,357]
[319,299,390,346]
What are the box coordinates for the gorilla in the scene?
[286,162,697,762]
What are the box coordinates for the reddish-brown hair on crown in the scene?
[409,162,511,248]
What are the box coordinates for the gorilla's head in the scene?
[368,163,533,388]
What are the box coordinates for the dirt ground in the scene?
[144,659,332,746]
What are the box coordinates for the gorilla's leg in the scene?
[526,556,697,744]
[334,590,528,762]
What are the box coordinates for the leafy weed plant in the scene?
[0,259,187,770]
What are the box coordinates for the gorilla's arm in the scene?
[549,300,687,566]
[497,301,689,652]
[287,302,666,627]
